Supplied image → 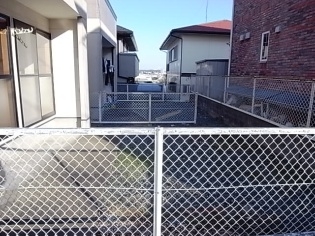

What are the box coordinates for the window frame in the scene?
[169,45,179,63]
[0,13,14,78]
[260,31,270,62]
[36,29,56,120]
[13,19,55,127]
[0,13,18,127]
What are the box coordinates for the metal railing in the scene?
[191,76,315,127]
[117,83,191,94]
[1,128,315,235]
[90,92,197,124]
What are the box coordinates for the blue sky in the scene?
[110,0,233,70]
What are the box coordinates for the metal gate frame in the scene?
[91,92,198,124]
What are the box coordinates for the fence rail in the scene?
[191,76,315,127]
[90,92,197,124]
[0,128,315,235]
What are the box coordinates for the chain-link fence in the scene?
[0,128,156,235]
[90,92,197,124]
[1,128,315,235]
[191,76,315,127]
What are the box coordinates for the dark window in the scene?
[260,31,270,61]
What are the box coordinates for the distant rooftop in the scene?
[173,20,231,34]
[117,25,138,51]
[160,20,231,50]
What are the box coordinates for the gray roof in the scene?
[117,25,138,51]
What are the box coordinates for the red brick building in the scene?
[230,0,315,79]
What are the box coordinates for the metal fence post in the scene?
[194,93,198,123]
[207,76,211,98]
[149,93,152,123]
[98,91,102,122]
[251,77,256,113]
[153,127,163,236]
[127,84,129,100]
[223,76,229,103]
[307,82,315,127]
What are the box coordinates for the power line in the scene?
[206,0,209,22]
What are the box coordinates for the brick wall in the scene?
[230,0,315,80]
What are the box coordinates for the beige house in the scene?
[160,20,231,92]
[0,0,117,129]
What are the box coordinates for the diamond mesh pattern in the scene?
[254,79,313,127]
[0,132,154,235]
[192,76,315,127]
[1,129,315,235]
[90,92,197,124]
[162,132,315,235]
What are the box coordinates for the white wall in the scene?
[87,0,116,45]
[0,1,50,33]
[166,39,181,85]
[50,19,81,127]
[181,34,230,74]
[99,0,116,43]
[77,16,90,128]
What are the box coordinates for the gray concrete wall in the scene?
[198,95,278,127]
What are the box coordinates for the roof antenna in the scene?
[206,0,209,22]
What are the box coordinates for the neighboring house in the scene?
[160,20,231,91]
[87,0,117,101]
[230,0,315,78]
[117,25,139,83]
[0,0,117,129]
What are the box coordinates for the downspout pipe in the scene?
[228,0,235,76]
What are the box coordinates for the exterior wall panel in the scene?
[50,19,81,122]
[0,0,49,32]
[182,34,230,74]
[166,39,181,84]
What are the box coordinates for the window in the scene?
[168,51,172,63]
[172,45,178,61]
[169,45,178,62]
[0,14,17,127]
[260,31,270,62]
[14,20,55,126]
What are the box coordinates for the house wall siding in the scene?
[87,0,117,96]
[0,0,49,32]
[231,0,315,79]
[182,34,230,74]
[50,19,81,123]
[166,39,181,84]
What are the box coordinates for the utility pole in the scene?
[206,0,209,22]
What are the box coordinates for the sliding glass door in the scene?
[14,20,55,126]
[37,31,55,118]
